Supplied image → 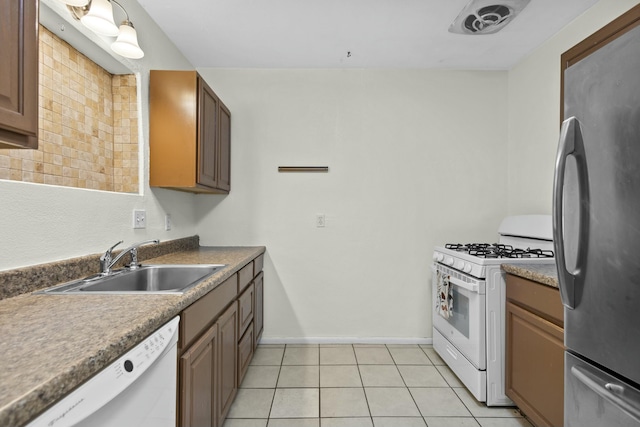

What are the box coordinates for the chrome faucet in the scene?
[99,239,160,275]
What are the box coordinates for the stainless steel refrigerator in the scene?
[553,17,640,427]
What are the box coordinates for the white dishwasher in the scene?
[28,316,180,427]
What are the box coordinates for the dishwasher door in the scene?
[28,316,180,427]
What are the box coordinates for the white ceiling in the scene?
[136,0,599,70]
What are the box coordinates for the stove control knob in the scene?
[444,256,454,266]
[435,253,444,262]
[454,260,464,270]
[463,263,472,273]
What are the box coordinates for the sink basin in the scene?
[37,264,226,295]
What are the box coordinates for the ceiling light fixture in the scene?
[80,0,119,36]
[63,0,145,59]
[56,0,89,6]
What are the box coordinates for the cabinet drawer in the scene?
[506,274,564,326]
[180,274,237,351]
[237,324,254,386]
[238,262,253,292]
[254,254,264,276]
[238,282,254,337]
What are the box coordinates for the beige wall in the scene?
[196,69,509,341]
[196,0,640,342]
[507,0,640,215]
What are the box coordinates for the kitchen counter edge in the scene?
[501,262,559,289]
[0,245,265,427]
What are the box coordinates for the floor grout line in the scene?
[232,344,533,427]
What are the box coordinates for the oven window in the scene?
[446,287,470,338]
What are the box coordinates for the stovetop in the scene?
[444,243,554,259]
[433,242,555,279]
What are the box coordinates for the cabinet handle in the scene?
[445,344,458,360]
[278,166,329,173]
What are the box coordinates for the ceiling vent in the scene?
[449,0,530,35]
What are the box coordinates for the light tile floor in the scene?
[223,344,533,427]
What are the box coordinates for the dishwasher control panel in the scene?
[26,316,179,427]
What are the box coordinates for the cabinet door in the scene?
[237,325,254,386]
[180,323,218,427]
[254,272,264,349]
[238,283,254,338]
[197,77,219,189]
[0,0,38,149]
[217,102,231,192]
[506,300,564,427]
[218,302,238,423]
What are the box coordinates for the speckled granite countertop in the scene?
[501,263,559,289]
[0,245,265,427]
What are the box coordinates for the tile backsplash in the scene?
[0,26,138,193]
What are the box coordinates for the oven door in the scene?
[432,263,486,369]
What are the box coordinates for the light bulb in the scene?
[80,0,119,37]
[111,21,144,59]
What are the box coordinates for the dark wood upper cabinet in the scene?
[149,70,231,194]
[197,82,220,189]
[560,4,640,123]
[217,103,231,192]
[0,0,39,149]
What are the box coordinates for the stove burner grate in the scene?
[444,243,554,259]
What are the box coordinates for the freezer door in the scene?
[555,22,640,385]
[566,352,640,427]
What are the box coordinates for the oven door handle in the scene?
[433,265,479,294]
[448,276,479,293]
[431,264,480,294]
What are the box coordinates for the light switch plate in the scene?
[133,210,146,229]
[164,214,172,231]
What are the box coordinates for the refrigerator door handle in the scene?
[571,365,640,423]
[553,116,588,309]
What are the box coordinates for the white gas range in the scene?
[431,215,555,406]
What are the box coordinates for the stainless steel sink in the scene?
[37,264,226,295]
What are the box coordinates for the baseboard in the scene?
[259,336,433,345]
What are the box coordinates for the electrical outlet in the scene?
[316,214,326,228]
[165,214,172,231]
[133,210,146,229]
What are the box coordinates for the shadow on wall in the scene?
[262,250,306,341]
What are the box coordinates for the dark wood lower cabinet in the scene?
[178,256,264,427]
[237,323,254,385]
[506,274,564,427]
[254,272,264,349]
[180,324,218,427]
[218,302,238,422]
